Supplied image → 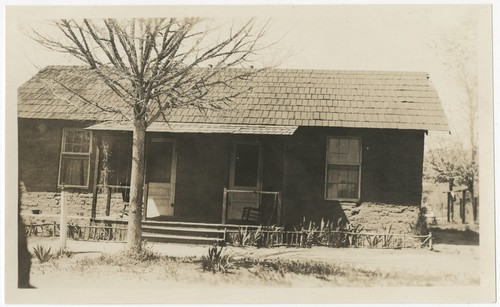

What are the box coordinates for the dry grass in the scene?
[29,245,479,288]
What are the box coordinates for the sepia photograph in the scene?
[3,2,496,304]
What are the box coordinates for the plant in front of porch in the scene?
[28,18,272,253]
[201,245,232,274]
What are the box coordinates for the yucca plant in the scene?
[345,223,364,247]
[32,244,53,263]
[381,225,394,248]
[230,227,253,247]
[300,221,318,248]
[201,246,232,274]
[365,234,380,248]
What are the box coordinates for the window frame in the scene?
[324,136,362,202]
[57,128,93,189]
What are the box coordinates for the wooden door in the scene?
[145,138,177,218]
[228,141,262,221]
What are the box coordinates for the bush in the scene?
[410,208,429,236]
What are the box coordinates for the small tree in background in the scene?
[424,141,476,193]
[29,18,271,253]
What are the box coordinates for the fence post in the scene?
[461,190,466,224]
[60,186,68,253]
[447,178,454,222]
[428,232,433,251]
[473,197,479,223]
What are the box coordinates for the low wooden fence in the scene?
[24,222,128,242]
[226,228,433,250]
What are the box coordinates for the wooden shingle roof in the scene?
[18,65,448,131]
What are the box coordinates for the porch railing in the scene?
[221,188,283,226]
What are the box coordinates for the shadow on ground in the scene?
[431,227,479,246]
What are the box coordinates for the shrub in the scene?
[32,245,53,263]
[410,208,429,236]
[201,245,232,274]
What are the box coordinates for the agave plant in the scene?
[32,244,53,263]
[201,245,232,274]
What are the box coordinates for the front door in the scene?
[145,137,177,218]
[228,141,262,221]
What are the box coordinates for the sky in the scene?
[8,5,492,148]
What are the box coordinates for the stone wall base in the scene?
[341,202,421,234]
[20,191,126,219]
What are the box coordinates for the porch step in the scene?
[93,218,259,245]
[142,233,223,245]
[141,225,226,238]
[141,220,261,231]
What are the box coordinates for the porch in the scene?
[88,128,289,227]
[90,184,283,226]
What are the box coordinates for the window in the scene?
[58,128,92,188]
[325,136,361,201]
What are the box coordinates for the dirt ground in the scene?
[26,227,480,289]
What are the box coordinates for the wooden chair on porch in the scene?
[241,207,260,224]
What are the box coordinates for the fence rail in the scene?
[24,223,128,242]
[226,228,433,250]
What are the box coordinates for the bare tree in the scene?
[29,18,270,253]
[427,20,478,197]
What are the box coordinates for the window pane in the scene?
[339,139,349,153]
[60,155,89,186]
[327,137,360,164]
[326,165,359,199]
[234,144,259,187]
[64,130,91,153]
[347,139,360,163]
[328,138,340,153]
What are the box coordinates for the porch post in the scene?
[142,183,148,221]
[91,135,100,220]
[280,139,288,227]
[277,191,283,226]
[221,187,228,224]
[105,186,112,216]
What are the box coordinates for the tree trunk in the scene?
[126,119,147,253]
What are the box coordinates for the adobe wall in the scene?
[282,127,425,230]
[18,119,97,193]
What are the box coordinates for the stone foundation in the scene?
[341,202,421,234]
[20,191,127,220]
